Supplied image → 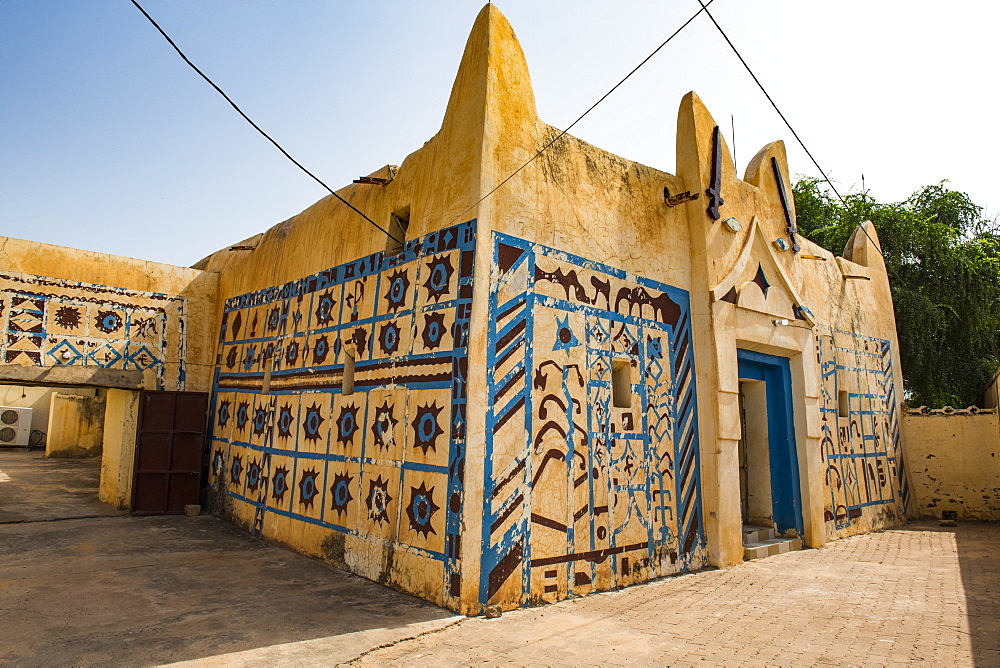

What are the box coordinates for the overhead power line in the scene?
[129,0,401,244]
[693,0,884,255]
[452,0,717,223]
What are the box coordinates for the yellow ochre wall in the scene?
[902,413,1000,520]
[0,4,911,615]
[45,392,106,458]
[196,4,909,615]
[0,238,218,514]
[458,5,906,610]
[0,237,218,392]
[0,384,95,434]
[99,388,141,509]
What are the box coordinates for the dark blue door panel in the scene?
[736,349,803,536]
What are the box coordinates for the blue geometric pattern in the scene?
[205,220,475,607]
[816,326,908,534]
[481,232,705,608]
[0,272,183,388]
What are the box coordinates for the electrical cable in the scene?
[450,0,717,224]
[693,0,884,255]
[129,0,401,245]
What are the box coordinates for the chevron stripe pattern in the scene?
[816,326,908,537]
[481,232,704,609]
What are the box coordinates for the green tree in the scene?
[793,178,1000,408]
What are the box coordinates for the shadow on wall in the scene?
[0,384,96,441]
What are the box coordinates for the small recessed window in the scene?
[385,208,410,257]
[342,349,356,396]
[612,359,632,408]
[838,390,849,417]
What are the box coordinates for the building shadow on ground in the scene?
[0,449,456,665]
[898,521,1000,667]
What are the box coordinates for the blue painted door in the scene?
[736,349,804,536]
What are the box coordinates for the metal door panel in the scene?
[131,390,209,514]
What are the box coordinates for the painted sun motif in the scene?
[266,306,281,332]
[411,402,445,455]
[378,320,401,356]
[272,466,290,503]
[230,455,243,486]
[420,312,447,351]
[246,458,262,492]
[276,402,294,441]
[217,400,231,428]
[370,401,398,450]
[94,310,123,334]
[366,474,394,525]
[314,290,337,325]
[235,401,250,433]
[329,471,354,517]
[311,335,330,365]
[383,270,410,313]
[405,481,440,538]
[252,406,270,436]
[336,404,360,447]
[422,254,455,303]
[285,340,299,366]
[302,402,326,442]
[297,468,320,510]
[54,306,81,330]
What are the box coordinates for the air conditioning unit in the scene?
[0,407,32,447]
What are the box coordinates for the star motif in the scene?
[411,402,445,455]
[405,481,440,538]
[370,401,398,450]
[422,255,455,303]
[383,270,410,313]
[276,403,294,440]
[298,468,320,509]
[336,404,360,447]
[302,402,326,442]
[329,471,354,517]
[366,475,394,525]
[272,466,290,503]
[552,314,579,353]
[420,312,447,350]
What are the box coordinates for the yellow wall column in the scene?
[99,389,140,509]
[45,393,106,458]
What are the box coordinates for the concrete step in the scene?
[744,537,803,561]
[742,524,774,543]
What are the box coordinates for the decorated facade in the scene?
[0,5,909,615]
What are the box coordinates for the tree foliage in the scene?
[793,178,1000,407]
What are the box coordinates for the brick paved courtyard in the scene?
[353,521,999,666]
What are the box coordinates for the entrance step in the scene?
[742,524,774,544]
[742,524,803,561]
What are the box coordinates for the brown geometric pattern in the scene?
[0,271,185,388]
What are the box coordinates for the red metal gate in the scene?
[131,390,209,515]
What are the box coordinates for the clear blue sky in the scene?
[2,1,996,267]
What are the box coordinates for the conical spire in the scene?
[439,4,538,142]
